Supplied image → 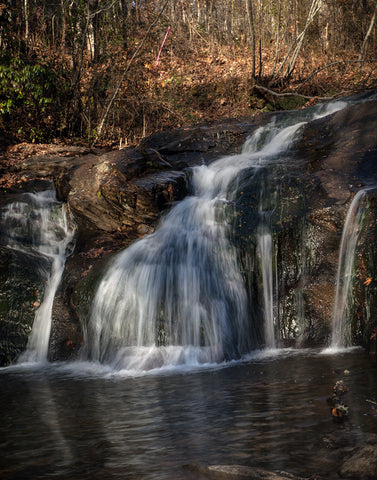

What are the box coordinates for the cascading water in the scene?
[295,219,309,344]
[86,190,250,370]
[258,226,275,349]
[256,170,277,349]
[2,189,75,363]
[85,100,348,371]
[329,189,367,349]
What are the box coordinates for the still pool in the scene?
[1,348,376,480]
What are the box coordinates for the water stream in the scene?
[2,189,75,363]
[257,227,275,348]
[1,349,376,480]
[84,100,347,371]
[329,189,367,349]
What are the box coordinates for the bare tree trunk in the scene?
[258,38,262,78]
[246,0,256,78]
[74,3,91,87]
[283,0,323,80]
[258,1,263,78]
[231,0,235,37]
[207,0,214,35]
[24,0,29,41]
[359,1,377,60]
[270,0,282,79]
[60,0,66,49]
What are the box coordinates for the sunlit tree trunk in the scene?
[283,0,323,79]
[246,0,256,78]
[359,1,377,60]
[24,0,29,40]
[61,0,66,50]
[270,0,282,80]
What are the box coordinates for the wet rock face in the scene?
[52,119,255,245]
[351,196,377,347]
[0,119,256,364]
[299,99,377,203]
[0,247,46,365]
[139,119,256,167]
[234,93,377,346]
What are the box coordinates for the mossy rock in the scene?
[0,247,47,365]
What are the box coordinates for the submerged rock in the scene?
[340,444,377,478]
[185,464,306,480]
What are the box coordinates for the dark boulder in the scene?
[64,148,188,238]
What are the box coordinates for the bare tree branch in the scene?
[283,0,323,80]
[296,59,377,92]
[254,84,332,101]
[359,1,377,61]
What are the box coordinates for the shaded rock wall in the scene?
[0,247,45,364]
[233,93,377,347]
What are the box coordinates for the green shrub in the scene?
[0,57,67,142]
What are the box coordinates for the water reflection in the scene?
[1,350,376,480]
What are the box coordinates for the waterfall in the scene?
[329,189,367,349]
[85,101,348,370]
[258,228,275,349]
[256,166,277,349]
[2,189,75,363]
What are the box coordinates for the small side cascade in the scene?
[295,220,309,342]
[2,189,75,363]
[256,178,277,348]
[330,190,367,349]
[257,226,276,349]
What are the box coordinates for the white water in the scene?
[85,100,348,371]
[2,190,75,363]
[258,227,275,348]
[329,189,367,349]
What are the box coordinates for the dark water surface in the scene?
[1,349,376,480]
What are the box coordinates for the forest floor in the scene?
[82,41,377,148]
[1,42,377,190]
